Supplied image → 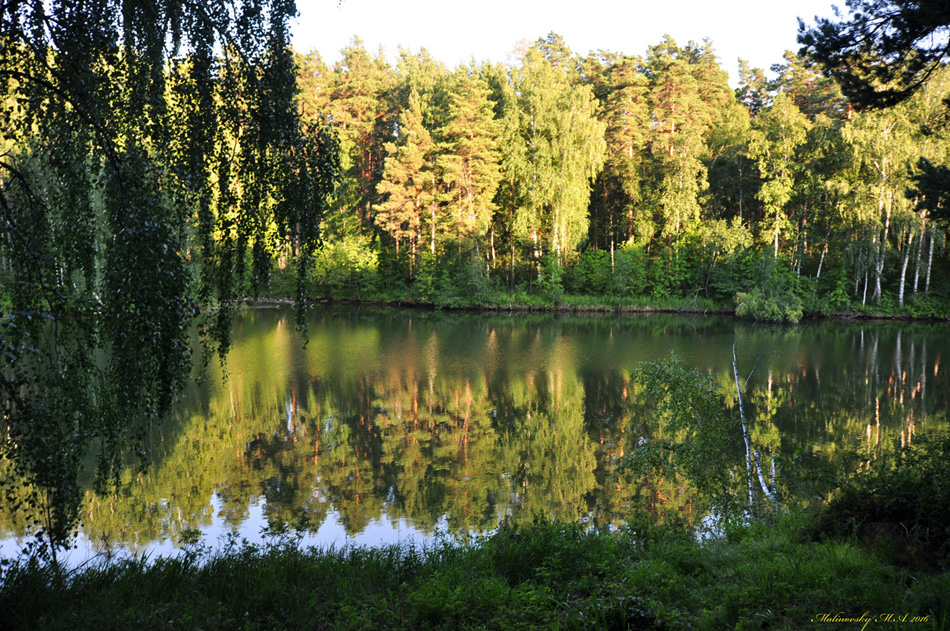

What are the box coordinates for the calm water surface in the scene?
[2,306,947,564]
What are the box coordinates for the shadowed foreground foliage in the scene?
[1,513,948,631]
[812,432,950,570]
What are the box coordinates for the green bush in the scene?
[563,248,612,295]
[806,266,852,315]
[538,253,564,305]
[696,218,756,302]
[647,243,696,299]
[620,354,750,518]
[311,235,379,299]
[411,251,440,303]
[614,243,649,302]
[735,289,803,323]
[706,249,757,302]
[410,250,495,308]
[734,256,803,323]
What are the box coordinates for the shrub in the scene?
[538,253,564,305]
[310,235,379,299]
[614,243,649,302]
[734,256,803,323]
[735,289,803,323]
[563,248,612,295]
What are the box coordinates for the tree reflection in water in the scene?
[1,306,947,561]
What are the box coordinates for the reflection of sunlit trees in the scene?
[8,309,950,552]
[622,356,753,521]
[580,370,692,527]
[496,368,598,522]
[418,376,503,533]
[371,362,506,534]
[80,407,247,551]
[724,323,950,508]
[317,399,385,535]
[585,372,633,526]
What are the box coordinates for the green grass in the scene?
[2,514,948,630]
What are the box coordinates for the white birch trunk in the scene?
[925,230,935,293]
[898,231,913,307]
[732,345,756,506]
[913,228,923,295]
[816,242,828,279]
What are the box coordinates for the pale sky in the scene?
[290,0,841,87]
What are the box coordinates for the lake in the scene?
[2,306,947,565]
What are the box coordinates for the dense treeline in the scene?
[293,34,950,320]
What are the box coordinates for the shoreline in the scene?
[240,295,950,323]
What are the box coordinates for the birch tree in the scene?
[508,40,606,265]
[437,66,502,254]
[747,93,812,258]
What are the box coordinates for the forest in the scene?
[286,33,950,321]
[7,24,947,325]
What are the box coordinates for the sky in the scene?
[290,0,842,87]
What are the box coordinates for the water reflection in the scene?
[2,307,947,562]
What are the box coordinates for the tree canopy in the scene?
[798,0,950,109]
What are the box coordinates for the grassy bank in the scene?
[250,291,949,324]
[2,513,947,631]
[258,262,949,322]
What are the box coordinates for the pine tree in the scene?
[736,59,770,117]
[603,56,651,245]
[770,50,849,121]
[328,39,395,233]
[645,37,709,242]
[437,67,502,253]
[483,61,525,286]
[375,88,436,272]
[295,49,332,124]
[798,0,950,109]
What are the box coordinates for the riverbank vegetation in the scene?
[2,498,948,630]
